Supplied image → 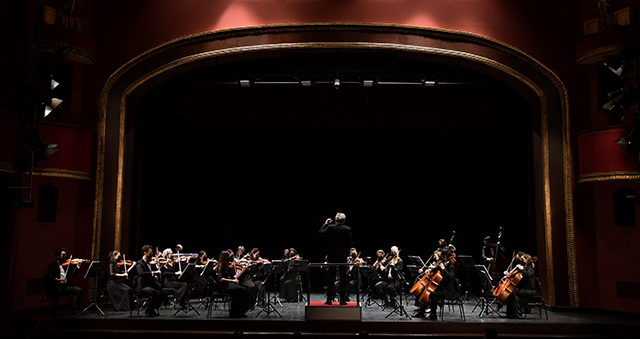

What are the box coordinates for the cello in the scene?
[493,255,537,304]
[414,257,451,305]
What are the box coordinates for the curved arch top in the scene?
[94,22,575,307]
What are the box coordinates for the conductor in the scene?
[319,212,353,305]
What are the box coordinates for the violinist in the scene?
[216,250,250,317]
[374,246,404,308]
[194,251,215,302]
[345,248,363,302]
[319,213,353,305]
[280,248,302,302]
[135,245,167,317]
[243,248,266,306]
[45,248,85,317]
[161,251,189,309]
[106,250,134,311]
[504,253,538,319]
[233,246,245,262]
[413,249,458,320]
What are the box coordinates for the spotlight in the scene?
[598,44,640,119]
[301,80,312,87]
[362,80,373,88]
[605,44,640,77]
[602,86,640,121]
[31,58,72,117]
[334,78,340,89]
[22,129,59,164]
[423,80,436,87]
[615,127,640,156]
[239,80,251,87]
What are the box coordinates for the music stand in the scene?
[360,266,381,307]
[472,265,499,318]
[407,255,424,267]
[292,260,309,303]
[77,261,105,317]
[254,263,282,317]
[269,260,285,308]
[385,265,410,319]
[456,255,478,302]
[174,264,199,317]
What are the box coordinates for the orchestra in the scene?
[44,233,543,321]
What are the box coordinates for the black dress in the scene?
[218,266,250,317]
[162,264,189,307]
[506,266,538,319]
[106,262,134,311]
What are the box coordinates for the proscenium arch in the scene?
[95,23,575,308]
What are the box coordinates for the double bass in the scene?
[486,227,507,284]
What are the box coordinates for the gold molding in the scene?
[579,172,640,183]
[0,161,15,174]
[95,23,574,307]
[30,168,91,181]
[576,43,624,65]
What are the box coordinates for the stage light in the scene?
[31,58,71,118]
[239,80,251,87]
[602,86,640,121]
[598,44,640,120]
[334,78,340,89]
[301,80,312,87]
[22,129,59,164]
[605,44,640,77]
[423,80,436,87]
[362,80,373,88]
[615,127,640,156]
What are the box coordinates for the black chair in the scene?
[524,278,548,320]
[129,277,151,316]
[438,279,466,321]
[38,274,70,317]
[206,291,232,318]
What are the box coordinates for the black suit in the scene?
[135,258,167,313]
[374,255,404,305]
[45,260,83,316]
[319,222,353,303]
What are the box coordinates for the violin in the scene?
[61,258,89,266]
[116,259,133,266]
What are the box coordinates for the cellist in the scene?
[413,249,458,320]
[504,253,538,319]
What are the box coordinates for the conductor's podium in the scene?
[305,301,362,321]
[305,263,363,321]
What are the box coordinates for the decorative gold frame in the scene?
[95,23,576,307]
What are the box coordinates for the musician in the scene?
[438,239,456,254]
[413,249,458,320]
[280,248,302,302]
[345,247,362,302]
[44,248,85,317]
[162,255,189,309]
[233,246,245,262]
[374,246,404,307]
[194,251,215,302]
[216,250,250,317]
[481,236,505,266]
[319,212,353,305]
[135,245,168,317]
[282,248,290,260]
[482,236,506,283]
[106,250,134,311]
[245,248,267,305]
[504,253,538,319]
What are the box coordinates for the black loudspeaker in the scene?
[37,185,58,222]
[612,189,635,227]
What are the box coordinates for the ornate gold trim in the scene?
[96,22,574,307]
[579,172,640,183]
[576,44,624,65]
[31,168,91,180]
[0,161,15,174]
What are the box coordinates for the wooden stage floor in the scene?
[9,293,640,339]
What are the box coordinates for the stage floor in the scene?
[11,293,640,339]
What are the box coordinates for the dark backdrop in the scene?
[133,55,533,291]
